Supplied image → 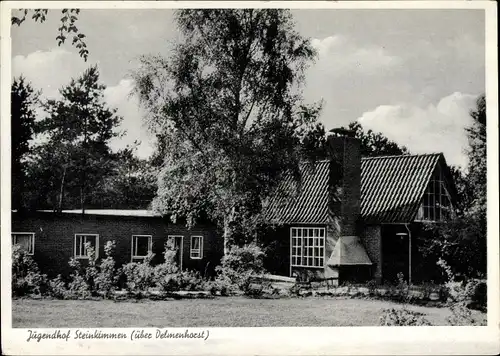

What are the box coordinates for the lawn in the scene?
[12,297,486,327]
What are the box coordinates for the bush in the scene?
[123,253,156,292]
[380,307,432,326]
[213,243,266,295]
[64,243,102,298]
[209,273,239,296]
[366,279,378,296]
[95,241,119,298]
[48,275,68,299]
[67,270,92,299]
[12,245,48,297]
[464,279,487,311]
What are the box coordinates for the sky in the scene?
[11,8,485,168]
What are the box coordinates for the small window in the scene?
[75,234,99,259]
[12,232,35,255]
[132,235,152,260]
[190,236,203,259]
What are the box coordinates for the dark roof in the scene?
[361,153,442,223]
[263,160,331,224]
[263,153,445,225]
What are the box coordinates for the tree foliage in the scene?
[27,66,122,211]
[465,94,486,217]
[11,77,40,210]
[342,121,409,157]
[133,9,322,247]
[421,94,487,279]
[11,9,88,61]
[89,144,158,209]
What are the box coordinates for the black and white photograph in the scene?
[1,1,498,355]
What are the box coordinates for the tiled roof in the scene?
[263,160,331,224]
[263,153,443,225]
[361,153,442,223]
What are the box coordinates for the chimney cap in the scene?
[328,127,356,138]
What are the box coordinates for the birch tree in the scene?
[133,9,321,251]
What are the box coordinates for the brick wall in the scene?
[11,212,223,278]
[326,135,361,237]
[363,224,382,282]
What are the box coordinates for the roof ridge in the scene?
[361,152,442,161]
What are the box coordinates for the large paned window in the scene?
[291,227,325,268]
[417,167,454,222]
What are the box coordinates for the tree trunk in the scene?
[223,215,230,255]
[58,166,67,212]
[80,185,85,215]
[223,206,236,255]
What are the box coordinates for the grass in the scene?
[12,297,486,328]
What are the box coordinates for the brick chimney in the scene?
[326,129,361,236]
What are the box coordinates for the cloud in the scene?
[357,92,478,168]
[311,35,401,76]
[12,49,91,99]
[13,48,153,159]
[104,79,154,159]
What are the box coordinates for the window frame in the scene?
[167,235,184,270]
[416,167,455,222]
[12,232,35,255]
[131,235,153,261]
[190,235,203,260]
[290,227,326,270]
[74,233,99,259]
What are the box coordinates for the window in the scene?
[74,234,99,259]
[12,232,35,255]
[190,236,203,259]
[167,235,183,269]
[291,227,325,268]
[417,167,454,222]
[131,235,152,260]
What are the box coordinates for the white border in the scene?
[1,1,499,356]
[11,232,35,255]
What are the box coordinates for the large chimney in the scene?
[326,129,361,236]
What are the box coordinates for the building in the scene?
[262,133,457,285]
[11,133,456,284]
[11,209,223,278]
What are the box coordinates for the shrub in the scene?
[48,275,68,299]
[380,307,433,326]
[209,273,239,296]
[214,242,266,294]
[95,241,119,298]
[67,271,92,299]
[64,242,100,298]
[12,245,48,297]
[446,301,475,326]
[366,279,378,296]
[464,279,487,311]
[153,241,181,292]
[123,253,156,292]
[178,270,205,291]
[395,272,409,302]
[437,258,486,325]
